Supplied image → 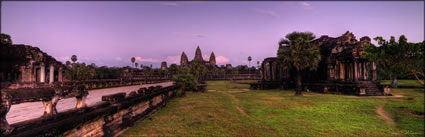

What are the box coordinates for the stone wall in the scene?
[3,85,178,137]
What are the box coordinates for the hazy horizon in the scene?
[2,1,424,68]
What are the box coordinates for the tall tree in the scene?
[131,57,135,67]
[65,55,95,81]
[189,60,206,82]
[363,35,424,87]
[71,55,78,63]
[1,33,12,45]
[168,64,179,76]
[257,61,260,69]
[277,31,321,96]
[248,56,252,67]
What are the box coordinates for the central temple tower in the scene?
[194,46,203,61]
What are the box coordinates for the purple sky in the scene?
[2,1,424,68]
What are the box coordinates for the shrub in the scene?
[172,74,197,95]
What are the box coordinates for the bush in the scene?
[172,74,197,94]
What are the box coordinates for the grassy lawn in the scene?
[234,80,258,84]
[381,80,424,88]
[121,81,424,137]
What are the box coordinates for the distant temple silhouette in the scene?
[180,46,216,67]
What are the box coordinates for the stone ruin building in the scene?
[161,61,168,71]
[180,46,216,68]
[254,31,389,96]
[1,44,65,89]
[1,42,171,136]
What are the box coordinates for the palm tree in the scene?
[1,33,13,45]
[248,56,252,78]
[248,56,252,67]
[131,57,135,67]
[71,55,78,63]
[189,60,203,82]
[277,31,321,96]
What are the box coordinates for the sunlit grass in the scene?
[381,80,424,87]
[121,81,424,137]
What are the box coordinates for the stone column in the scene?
[58,67,63,82]
[372,61,377,81]
[335,61,340,80]
[1,90,13,135]
[327,65,333,80]
[348,63,352,81]
[20,66,25,82]
[363,62,367,80]
[75,85,88,109]
[340,63,345,81]
[42,96,59,116]
[32,66,37,82]
[354,61,358,81]
[40,63,46,83]
[49,64,54,84]
[360,62,363,80]
[75,96,87,109]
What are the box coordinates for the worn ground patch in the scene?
[346,94,405,98]
[376,105,396,126]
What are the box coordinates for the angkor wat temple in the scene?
[252,31,390,96]
[180,46,216,68]
[179,46,261,80]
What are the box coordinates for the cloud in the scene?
[203,55,210,61]
[159,2,178,6]
[202,54,229,64]
[216,56,230,64]
[167,55,180,64]
[135,56,158,63]
[300,2,313,10]
[58,56,98,62]
[253,8,279,19]
[194,34,206,38]
[59,56,70,62]
[114,57,122,61]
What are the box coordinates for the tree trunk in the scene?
[295,70,303,96]
[410,70,425,86]
[390,77,398,88]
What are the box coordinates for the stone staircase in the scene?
[357,81,383,96]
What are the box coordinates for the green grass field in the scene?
[121,81,424,137]
[381,80,424,87]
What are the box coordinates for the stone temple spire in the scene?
[209,52,216,66]
[180,52,188,66]
[194,46,203,61]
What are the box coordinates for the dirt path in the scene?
[236,106,249,117]
[376,105,396,126]
[346,94,405,98]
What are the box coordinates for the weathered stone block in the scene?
[129,91,138,97]
[102,93,126,103]
[359,88,366,95]
[383,86,391,95]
